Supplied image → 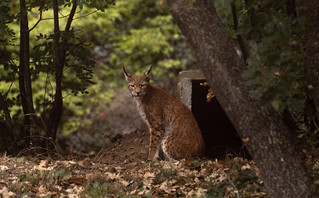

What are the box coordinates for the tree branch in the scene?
[29,0,45,32]
[45,0,78,140]
[65,0,77,32]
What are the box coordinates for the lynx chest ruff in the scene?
[135,98,150,127]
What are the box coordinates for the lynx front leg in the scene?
[147,125,163,161]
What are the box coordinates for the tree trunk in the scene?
[166,0,318,197]
[0,94,14,150]
[19,0,36,144]
[44,0,77,141]
[304,0,319,119]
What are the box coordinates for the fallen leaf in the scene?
[241,164,251,171]
[0,180,7,186]
[36,185,50,197]
[0,165,9,171]
[144,172,155,178]
[0,186,16,197]
[34,160,53,171]
[67,176,86,185]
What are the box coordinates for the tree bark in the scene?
[304,0,319,119]
[166,0,318,197]
[19,0,36,144]
[44,0,77,141]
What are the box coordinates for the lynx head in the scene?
[123,65,153,98]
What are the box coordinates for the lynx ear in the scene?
[123,66,132,82]
[144,64,153,76]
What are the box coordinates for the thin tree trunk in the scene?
[0,94,14,147]
[19,0,35,144]
[166,0,318,197]
[45,0,77,141]
[286,0,297,18]
[0,94,13,133]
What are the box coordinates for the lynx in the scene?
[123,66,205,161]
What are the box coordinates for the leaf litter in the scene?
[0,129,266,197]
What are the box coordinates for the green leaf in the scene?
[52,168,72,180]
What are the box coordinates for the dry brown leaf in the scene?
[241,164,251,171]
[34,160,53,171]
[64,185,84,197]
[0,186,16,197]
[144,172,155,178]
[78,160,90,167]
[36,185,50,197]
[67,176,86,185]
[105,172,120,180]
[8,176,18,181]
[0,180,7,187]
[0,165,9,171]
[120,179,129,186]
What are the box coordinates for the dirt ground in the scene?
[94,128,150,167]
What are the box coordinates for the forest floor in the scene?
[0,129,266,197]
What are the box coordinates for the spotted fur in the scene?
[123,66,205,161]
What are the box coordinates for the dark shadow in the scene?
[192,80,251,160]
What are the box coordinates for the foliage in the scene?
[0,0,196,153]
[75,0,195,85]
[58,0,196,142]
[214,0,319,148]
[0,0,15,42]
[0,0,118,152]
[216,0,307,113]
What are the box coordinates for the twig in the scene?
[73,10,98,20]
[94,148,105,161]
[302,132,315,149]
[37,5,98,22]
[227,176,240,198]
[313,119,319,131]
[17,135,63,159]
[29,0,45,32]
[12,82,35,111]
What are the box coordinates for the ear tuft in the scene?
[123,66,132,82]
[144,64,153,76]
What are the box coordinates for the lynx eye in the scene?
[140,84,147,88]
[129,84,136,88]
